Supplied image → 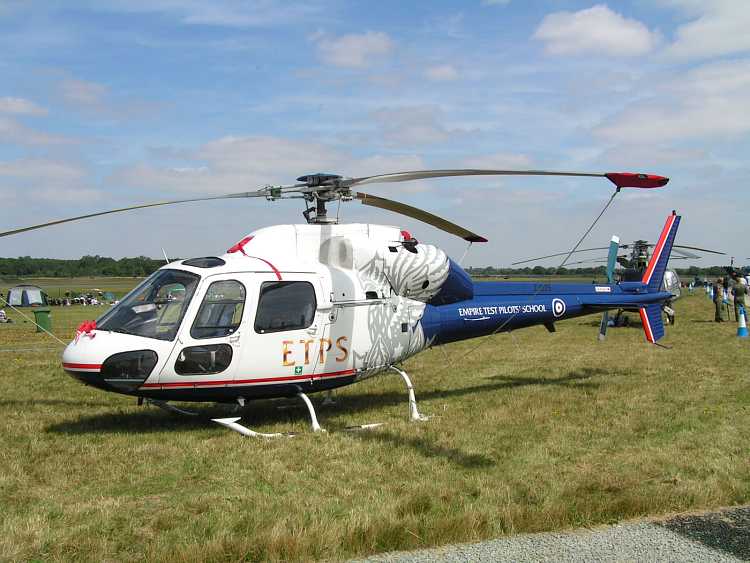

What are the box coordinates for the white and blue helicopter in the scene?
[1,169,678,436]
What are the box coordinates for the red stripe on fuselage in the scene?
[247,256,282,281]
[642,215,676,286]
[139,368,356,389]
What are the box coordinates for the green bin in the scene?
[33,308,52,333]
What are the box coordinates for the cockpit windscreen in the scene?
[98,270,200,341]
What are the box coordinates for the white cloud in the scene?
[0,159,85,182]
[461,152,533,169]
[663,0,750,60]
[0,97,47,116]
[0,158,99,204]
[594,59,750,143]
[533,4,659,57]
[88,0,325,28]
[481,0,510,5]
[425,64,459,81]
[595,145,708,169]
[371,106,470,146]
[60,78,108,108]
[315,31,394,69]
[114,135,426,195]
[0,116,74,146]
[57,76,159,118]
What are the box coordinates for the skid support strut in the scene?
[213,392,325,437]
[321,390,337,406]
[298,392,325,432]
[389,366,429,421]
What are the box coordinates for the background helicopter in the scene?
[513,238,724,328]
[0,168,678,437]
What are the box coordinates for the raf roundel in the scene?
[552,298,566,318]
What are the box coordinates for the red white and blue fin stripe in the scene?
[642,212,681,291]
[639,303,665,343]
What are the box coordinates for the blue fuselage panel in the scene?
[421,281,670,345]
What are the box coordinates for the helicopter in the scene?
[513,238,724,327]
[1,169,679,437]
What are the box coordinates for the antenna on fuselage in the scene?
[459,242,473,266]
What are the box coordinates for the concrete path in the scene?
[355,506,750,562]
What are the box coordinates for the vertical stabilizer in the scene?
[642,212,681,292]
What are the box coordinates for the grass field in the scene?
[0,279,748,562]
[1,276,140,300]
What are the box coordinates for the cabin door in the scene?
[157,274,246,387]
[236,273,325,388]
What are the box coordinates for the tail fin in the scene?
[642,211,681,292]
[639,303,664,343]
[639,212,681,343]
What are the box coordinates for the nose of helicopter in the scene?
[62,332,159,394]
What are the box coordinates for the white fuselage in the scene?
[62,223,451,401]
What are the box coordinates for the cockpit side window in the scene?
[254,281,316,334]
[191,280,246,339]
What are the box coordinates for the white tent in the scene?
[6,285,47,307]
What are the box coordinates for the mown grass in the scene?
[1,276,141,300]
[0,283,748,562]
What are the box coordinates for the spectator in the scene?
[733,278,747,322]
[714,279,725,322]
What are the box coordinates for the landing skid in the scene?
[146,399,200,417]
[143,366,428,437]
[213,392,325,438]
[212,417,289,438]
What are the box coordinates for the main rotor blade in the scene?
[672,244,725,255]
[670,248,701,259]
[512,246,610,265]
[0,190,266,238]
[633,242,725,255]
[345,169,669,189]
[561,257,610,266]
[355,191,487,243]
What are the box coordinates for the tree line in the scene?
[0,256,734,279]
[0,256,172,278]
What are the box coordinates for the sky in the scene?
[0,0,748,268]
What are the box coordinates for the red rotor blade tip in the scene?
[605,172,669,189]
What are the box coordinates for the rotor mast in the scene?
[296,173,349,225]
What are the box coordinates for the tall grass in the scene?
[0,288,748,561]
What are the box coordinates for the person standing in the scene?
[733,278,748,322]
[714,278,725,322]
